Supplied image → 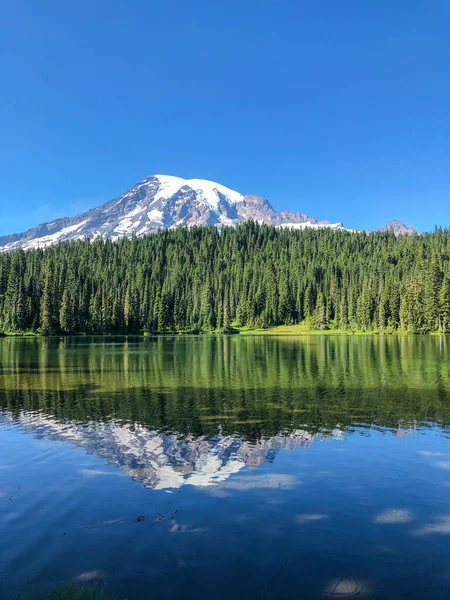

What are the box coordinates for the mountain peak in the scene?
[379,220,416,236]
[152,175,244,210]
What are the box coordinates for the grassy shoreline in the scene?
[0,325,448,337]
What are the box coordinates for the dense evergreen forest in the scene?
[0,222,450,335]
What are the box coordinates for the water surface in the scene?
[1,335,450,599]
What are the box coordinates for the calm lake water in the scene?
[1,335,450,599]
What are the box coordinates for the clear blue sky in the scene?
[1,0,448,235]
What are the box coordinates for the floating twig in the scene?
[153,512,167,526]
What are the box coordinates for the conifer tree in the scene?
[439,274,450,332]
[40,268,58,334]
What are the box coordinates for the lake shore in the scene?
[0,325,447,337]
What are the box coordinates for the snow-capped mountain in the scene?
[0,175,414,251]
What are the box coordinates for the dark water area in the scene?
[1,335,450,599]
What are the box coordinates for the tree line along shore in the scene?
[0,222,449,336]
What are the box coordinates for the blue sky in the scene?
[1,0,448,235]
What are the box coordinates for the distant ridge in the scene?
[379,220,417,236]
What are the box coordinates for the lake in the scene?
[1,335,450,599]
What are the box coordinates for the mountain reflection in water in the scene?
[0,410,331,489]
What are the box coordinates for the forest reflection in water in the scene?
[1,334,450,435]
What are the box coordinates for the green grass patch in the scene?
[238,324,373,336]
